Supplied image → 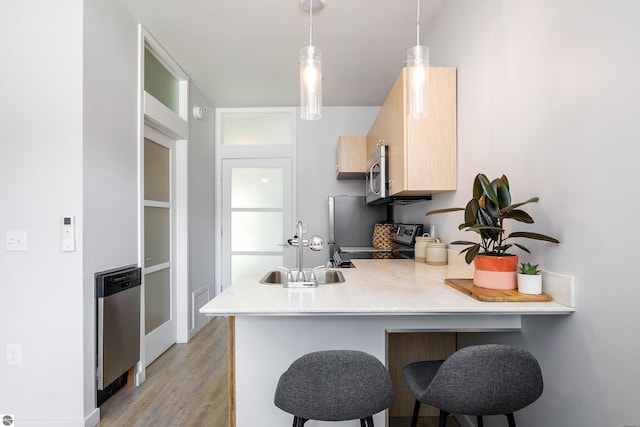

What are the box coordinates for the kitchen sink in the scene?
[260,269,345,287]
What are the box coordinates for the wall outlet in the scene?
[6,230,27,251]
[6,344,22,366]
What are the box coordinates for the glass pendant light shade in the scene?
[300,45,323,120]
[406,0,429,119]
[407,45,429,119]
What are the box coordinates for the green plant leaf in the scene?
[503,209,534,223]
[512,243,531,253]
[464,199,479,224]
[500,175,510,190]
[493,243,513,254]
[519,262,540,274]
[472,174,485,199]
[464,244,481,264]
[476,207,496,227]
[509,231,560,243]
[501,197,539,216]
[450,240,479,245]
[495,178,511,210]
[478,174,499,207]
[425,207,464,216]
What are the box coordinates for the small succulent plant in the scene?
[519,262,541,275]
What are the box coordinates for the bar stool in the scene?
[402,344,543,427]
[274,350,396,426]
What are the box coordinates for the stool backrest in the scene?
[424,344,543,416]
[274,350,396,421]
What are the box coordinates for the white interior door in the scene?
[143,125,177,364]
[221,158,294,289]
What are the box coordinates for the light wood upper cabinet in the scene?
[336,135,367,179]
[367,67,457,196]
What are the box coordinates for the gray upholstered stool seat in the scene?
[402,344,543,427]
[274,350,396,427]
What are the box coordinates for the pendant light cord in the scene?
[309,0,313,46]
[416,0,420,46]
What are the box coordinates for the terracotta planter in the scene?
[517,273,542,294]
[473,255,518,290]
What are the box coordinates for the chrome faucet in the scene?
[287,220,325,283]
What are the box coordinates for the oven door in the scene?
[366,145,388,205]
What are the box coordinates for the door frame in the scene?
[214,107,297,296]
[136,26,190,385]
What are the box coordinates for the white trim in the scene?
[144,200,171,209]
[191,286,211,338]
[137,26,191,381]
[136,24,146,386]
[175,139,189,343]
[142,27,189,123]
[84,408,101,427]
[144,92,188,139]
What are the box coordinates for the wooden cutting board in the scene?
[444,278,553,302]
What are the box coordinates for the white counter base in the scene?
[235,314,521,427]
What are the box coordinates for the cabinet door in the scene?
[367,72,405,194]
[367,67,457,197]
[388,332,456,417]
[406,67,457,193]
[336,135,367,179]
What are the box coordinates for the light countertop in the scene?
[200,255,575,317]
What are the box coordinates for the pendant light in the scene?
[299,0,324,121]
[407,0,429,119]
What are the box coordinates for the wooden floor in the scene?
[97,317,458,427]
[97,317,229,427]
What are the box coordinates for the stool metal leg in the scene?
[477,415,484,427]
[410,399,421,427]
[292,416,307,427]
[438,409,450,427]
[506,413,516,427]
[361,416,374,427]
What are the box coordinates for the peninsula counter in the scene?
[200,257,574,427]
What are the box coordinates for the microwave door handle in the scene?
[369,162,380,195]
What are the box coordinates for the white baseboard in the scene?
[191,286,211,338]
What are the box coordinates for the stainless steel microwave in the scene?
[365,144,389,205]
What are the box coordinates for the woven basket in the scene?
[372,223,398,250]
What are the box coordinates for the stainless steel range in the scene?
[333,223,423,267]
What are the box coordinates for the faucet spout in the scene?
[295,220,304,280]
[285,221,325,284]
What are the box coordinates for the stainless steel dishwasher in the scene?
[96,265,141,405]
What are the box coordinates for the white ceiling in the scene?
[117,0,446,108]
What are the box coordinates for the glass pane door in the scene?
[222,159,293,289]
[143,126,176,365]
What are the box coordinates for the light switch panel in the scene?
[6,230,27,251]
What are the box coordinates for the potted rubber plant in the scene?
[517,262,542,294]
[426,173,559,290]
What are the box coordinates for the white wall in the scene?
[1,0,85,424]
[188,86,215,336]
[400,1,640,425]
[0,1,140,425]
[296,107,380,267]
[83,0,139,422]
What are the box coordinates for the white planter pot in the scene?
[517,273,542,295]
